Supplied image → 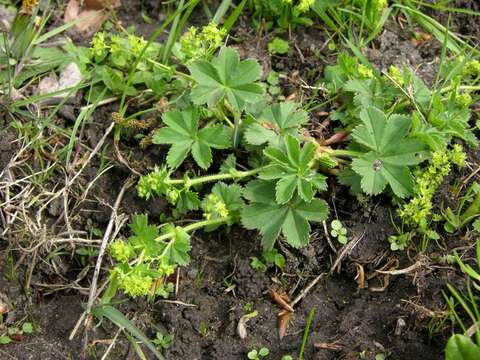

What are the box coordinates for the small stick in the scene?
[376,257,428,275]
[330,230,366,273]
[156,299,197,307]
[84,177,134,340]
[101,328,122,360]
[291,273,327,308]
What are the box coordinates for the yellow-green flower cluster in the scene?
[179,22,227,62]
[358,64,374,78]
[201,23,227,49]
[91,32,107,58]
[399,145,467,231]
[463,59,480,78]
[115,266,153,297]
[374,0,388,10]
[166,188,180,204]
[109,240,135,262]
[203,194,229,220]
[137,168,169,200]
[296,0,314,13]
[456,92,473,107]
[129,35,147,55]
[388,65,404,85]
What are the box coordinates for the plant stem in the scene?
[147,59,194,81]
[155,217,231,242]
[327,148,363,158]
[166,166,266,186]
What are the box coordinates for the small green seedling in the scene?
[388,233,411,251]
[0,321,34,345]
[473,219,480,233]
[250,248,285,272]
[268,37,289,55]
[443,182,480,233]
[248,347,269,359]
[281,356,293,360]
[152,331,174,351]
[330,220,348,244]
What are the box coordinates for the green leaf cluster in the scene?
[260,135,327,203]
[244,101,309,147]
[153,108,231,169]
[242,180,328,250]
[349,106,426,198]
[189,47,263,112]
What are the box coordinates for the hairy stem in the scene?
[166,166,266,186]
[155,217,232,242]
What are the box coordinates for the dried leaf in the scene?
[411,32,432,46]
[236,311,258,339]
[268,288,294,313]
[278,310,292,339]
[64,0,120,34]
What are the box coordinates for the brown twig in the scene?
[330,230,366,273]
[83,176,133,347]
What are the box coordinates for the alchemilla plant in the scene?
[104,41,478,299]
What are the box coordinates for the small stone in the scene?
[37,73,59,96]
[58,62,83,91]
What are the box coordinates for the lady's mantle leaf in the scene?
[241,180,328,250]
[189,47,263,112]
[152,108,230,169]
[159,224,191,266]
[351,106,426,198]
[259,135,327,203]
[244,102,309,147]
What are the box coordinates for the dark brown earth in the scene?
[1,1,479,359]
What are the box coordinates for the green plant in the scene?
[242,180,329,249]
[152,331,174,351]
[445,334,480,360]
[84,31,170,97]
[244,101,308,148]
[311,0,391,47]
[248,0,315,29]
[189,46,263,145]
[399,145,467,237]
[443,183,480,233]
[0,320,35,345]
[250,247,286,272]
[349,106,427,198]
[388,232,411,251]
[268,37,289,55]
[443,240,480,357]
[173,22,226,64]
[298,308,315,360]
[152,108,231,169]
[330,219,348,244]
[247,347,269,360]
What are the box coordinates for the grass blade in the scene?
[298,308,315,360]
[92,305,165,360]
[223,0,247,33]
[212,0,232,24]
